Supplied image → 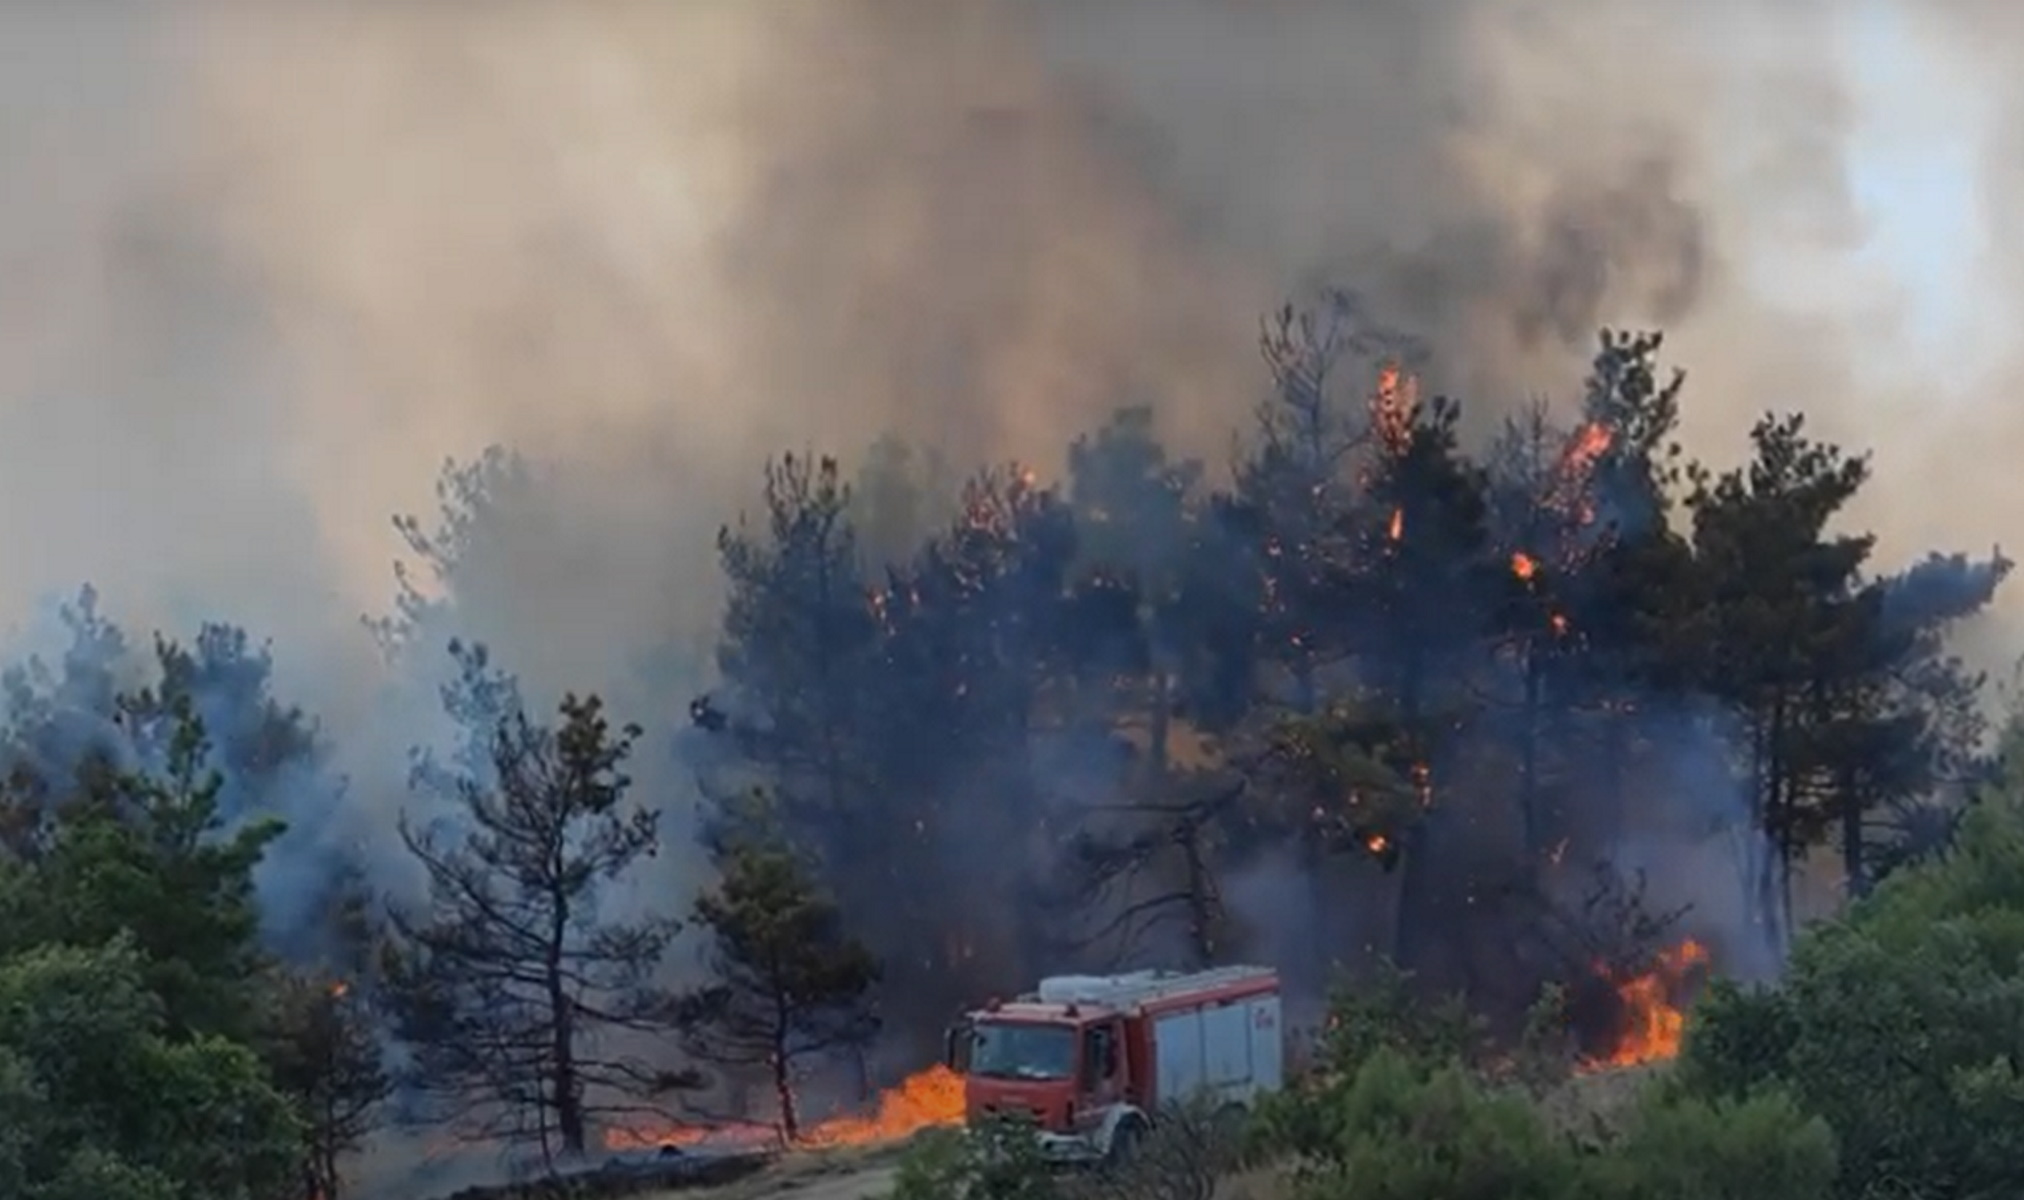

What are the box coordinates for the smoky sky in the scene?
[0,0,2014,763]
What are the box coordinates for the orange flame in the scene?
[602,1065,965,1153]
[1387,507,1404,541]
[797,1064,965,1147]
[1510,552,1537,581]
[1584,940,1710,1070]
[1547,422,1615,522]
[1364,832,1390,856]
[1371,362,1419,455]
[1561,422,1612,471]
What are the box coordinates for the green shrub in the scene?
[1256,1027,1838,1200]
[1670,978,1798,1098]
[0,938,303,1200]
[891,1115,1062,1200]
[1678,794,2024,1199]
[1258,1047,1581,1200]
[891,1101,1242,1200]
[1307,960,1487,1077]
[1591,1088,1836,1200]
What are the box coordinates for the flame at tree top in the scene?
[1582,939,1710,1070]
[1546,421,1614,524]
[602,1065,965,1153]
[1371,362,1419,457]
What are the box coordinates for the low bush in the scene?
[890,1102,1241,1200]
[1677,791,2024,1199]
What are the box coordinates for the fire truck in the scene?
[943,965,1284,1164]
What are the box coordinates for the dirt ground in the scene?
[649,1146,905,1200]
[649,1064,1658,1200]
[658,1157,1284,1200]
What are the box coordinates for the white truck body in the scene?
[1148,988,1284,1108]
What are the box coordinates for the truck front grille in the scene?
[980,1104,1048,1125]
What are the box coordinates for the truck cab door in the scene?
[1077,1021,1125,1127]
[943,1017,974,1073]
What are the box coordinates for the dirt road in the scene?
[649,1150,900,1200]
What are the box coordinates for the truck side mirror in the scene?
[943,1020,971,1072]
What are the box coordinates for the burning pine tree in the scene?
[690,297,2007,1068]
[379,642,685,1160]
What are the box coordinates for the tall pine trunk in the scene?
[773,1003,800,1142]
[1179,818,1216,968]
[547,895,585,1155]
[1518,651,1543,855]
[1838,763,1869,900]
[1302,833,1332,995]
[1390,651,1437,973]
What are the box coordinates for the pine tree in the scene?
[264,971,389,1200]
[380,642,681,1160]
[678,796,879,1142]
[1684,413,1872,950]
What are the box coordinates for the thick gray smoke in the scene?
[0,0,2012,970]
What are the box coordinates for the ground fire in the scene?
[603,1065,965,1152]
[1580,939,1711,1070]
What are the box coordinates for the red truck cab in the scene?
[945,966,1281,1163]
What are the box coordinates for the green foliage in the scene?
[890,1102,1238,1200]
[262,971,391,1200]
[1241,952,1842,1200]
[1677,778,2024,1199]
[1593,1089,1836,1200]
[1509,982,1577,1095]
[0,938,302,1200]
[0,696,282,1041]
[1308,958,1487,1075]
[891,1116,1062,1200]
[1255,1042,1836,1200]
[1262,1048,1580,1200]
[681,793,880,1140]
[1668,978,1797,1099]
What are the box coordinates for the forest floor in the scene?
[651,1063,1661,1200]
[652,1144,906,1200]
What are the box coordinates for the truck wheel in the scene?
[1105,1118,1144,1171]
[1213,1103,1247,1142]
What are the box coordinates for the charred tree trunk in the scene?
[1839,765,1869,900]
[546,897,585,1155]
[1595,698,1628,855]
[1518,651,1543,856]
[1753,697,1792,956]
[1177,816,1216,969]
[1302,832,1331,993]
[1390,817,1440,975]
[1148,668,1172,777]
[773,997,799,1143]
[1389,653,1438,973]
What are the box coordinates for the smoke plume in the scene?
[0,0,2014,955]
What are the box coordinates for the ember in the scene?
[602,1065,965,1152]
[1582,939,1710,1070]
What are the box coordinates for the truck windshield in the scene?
[968,1022,1075,1081]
